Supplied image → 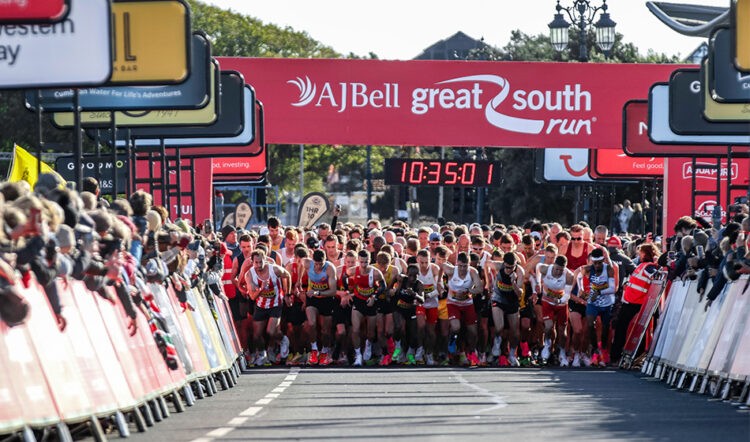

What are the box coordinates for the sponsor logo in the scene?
[682,162,738,180]
[695,200,726,224]
[287,74,595,136]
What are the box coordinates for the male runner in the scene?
[535,255,575,366]
[440,252,484,367]
[345,250,386,366]
[300,249,338,365]
[487,252,525,366]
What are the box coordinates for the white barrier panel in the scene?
[148,283,195,375]
[728,284,750,381]
[663,280,702,366]
[706,277,750,378]
[683,283,730,374]
[674,280,713,371]
[696,281,737,374]
[651,281,689,362]
[188,288,230,370]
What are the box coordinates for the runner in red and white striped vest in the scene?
[247,249,291,366]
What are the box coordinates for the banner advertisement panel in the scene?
[648,84,750,145]
[0,0,68,23]
[663,157,750,234]
[26,33,212,112]
[55,155,128,194]
[211,155,267,176]
[218,57,683,148]
[701,63,750,122]
[590,148,663,178]
[708,27,750,103]
[623,100,733,156]
[733,0,750,71]
[542,148,593,182]
[0,0,111,89]
[51,61,219,128]
[109,0,190,84]
[668,70,750,134]
[96,73,248,145]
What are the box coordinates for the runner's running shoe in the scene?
[255,351,267,367]
[491,336,502,357]
[364,340,372,361]
[365,357,378,366]
[459,352,470,366]
[508,354,521,367]
[541,344,551,362]
[379,354,392,366]
[392,347,403,364]
[479,352,488,367]
[415,346,425,364]
[279,336,290,359]
[448,334,458,355]
[498,355,509,367]
[308,350,319,365]
[387,337,396,355]
[581,354,592,367]
[337,354,349,366]
[601,349,611,365]
[572,352,581,367]
[425,354,436,366]
[558,348,569,367]
[467,352,480,367]
[520,342,531,358]
[319,352,332,366]
[406,354,417,365]
[591,353,600,367]
[353,353,363,367]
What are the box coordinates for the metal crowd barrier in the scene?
[0,275,243,441]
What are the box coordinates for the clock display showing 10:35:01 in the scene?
[383,158,502,187]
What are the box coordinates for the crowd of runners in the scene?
[220,206,749,369]
[5,171,743,371]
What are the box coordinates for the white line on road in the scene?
[206,427,233,438]
[228,417,248,426]
[190,368,301,442]
[451,370,508,414]
[240,406,263,416]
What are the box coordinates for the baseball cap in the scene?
[607,236,622,248]
[530,231,542,241]
[429,232,442,242]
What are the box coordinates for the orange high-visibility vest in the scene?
[623,262,654,305]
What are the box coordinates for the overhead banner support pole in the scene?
[176,147,182,221]
[36,90,43,178]
[110,113,117,200]
[125,130,132,195]
[366,145,372,220]
[160,139,168,215]
[94,130,101,183]
[73,89,82,191]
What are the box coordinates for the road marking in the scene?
[228,417,248,426]
[451,371,508,414]
[190,368,300,442]
[206,427,233,438]
[240,406,262,416]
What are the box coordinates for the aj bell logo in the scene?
[287,74,595,136]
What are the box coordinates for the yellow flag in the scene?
[6,144,64,189]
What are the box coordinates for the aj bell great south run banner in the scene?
[219,58,685,148]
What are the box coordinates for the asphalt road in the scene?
[116,367,749,442]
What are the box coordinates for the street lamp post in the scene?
[548,0,617,62]
[549,0,616,222]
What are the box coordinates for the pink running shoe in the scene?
[591,353,600,366]
[498,355,510,367]
[601,349,611,365]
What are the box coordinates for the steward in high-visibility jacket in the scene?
[611,243,662,364]
[222,243,237,299]
[622,262,661,305]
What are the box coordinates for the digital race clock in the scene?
[383,158,502,187]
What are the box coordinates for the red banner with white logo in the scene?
[591,149,663,178]
[219,58,684,148]
[664,157,749,237]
